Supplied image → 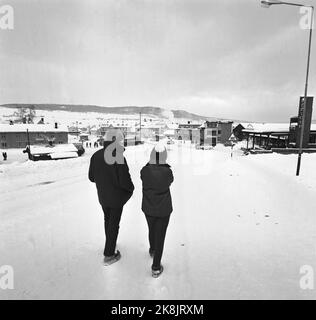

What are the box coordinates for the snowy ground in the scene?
[0,141,315,300]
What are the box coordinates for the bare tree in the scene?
[13,105,36,123]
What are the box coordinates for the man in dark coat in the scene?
[89,129,134,265]
[140,145,173,278]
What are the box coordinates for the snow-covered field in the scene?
[0,142,315,300]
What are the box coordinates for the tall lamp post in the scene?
[139,112,142,142]
[261,0,314,176]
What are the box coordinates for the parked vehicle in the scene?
[195,143,213,150]
[23,143,85,161]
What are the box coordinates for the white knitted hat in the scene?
[154,143,166,153]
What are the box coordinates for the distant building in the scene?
[240,122,316,150]
[175,121,233,146]
[163,129,176,138]
[0,123,68,148]
[175,122,202,141]
[237,96,315,150]
[199,121,233,146]
[79,133,89,142]
[98,124,132,137]
[139,125,161,138]
[68,126,80,136]
[232,123,247,141]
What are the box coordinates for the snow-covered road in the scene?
[0,143,315,299]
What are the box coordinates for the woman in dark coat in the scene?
[140,145,174,278]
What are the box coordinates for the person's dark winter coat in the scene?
[89,141,134,208]
[140,147,174,217]
[141,145,174,272]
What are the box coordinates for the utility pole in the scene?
[26,129,32,160]
[26,129,30,148]
[139,112,142,142]
[261,1,314,176]
[76,121,79,138]
[296,6,314,176]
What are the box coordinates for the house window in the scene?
[212,130,217,136]
[218,130,222,135]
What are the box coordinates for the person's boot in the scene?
[104,250,121,266]
[152,265,164,278]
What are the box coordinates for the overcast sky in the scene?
[0,0,315,121]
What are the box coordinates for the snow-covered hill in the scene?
[0,104,220,127]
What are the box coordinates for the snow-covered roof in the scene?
[30,144,78,154]
[166,123,179,130]
[163,129,176,135]
[141,124,162,129]
[0,123,68,133]
[242,122,316,133]
[242,123,290,133]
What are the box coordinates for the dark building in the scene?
[199,121,233,146]
[0,123,68,149]
[176,122,202,141]
[175,121,233,146]
[233,123,247,141]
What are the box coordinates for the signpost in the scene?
[228,133,238,158]
[296,96,313,149]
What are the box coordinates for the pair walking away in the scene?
[89,132,174,278]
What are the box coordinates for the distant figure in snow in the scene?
[140,145,174,278]
[2,152,7,161]
[88,129,134,266]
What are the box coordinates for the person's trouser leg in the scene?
[145,215,156,253]
[152,215,170,271]
[102,206,123,256]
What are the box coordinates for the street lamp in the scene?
[260,0,314,176]
[261,0,283,8]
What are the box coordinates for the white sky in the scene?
[0,0,315,121]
